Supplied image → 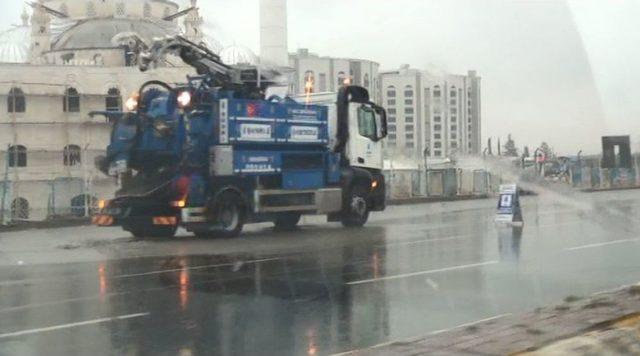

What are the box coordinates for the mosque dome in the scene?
[51,18,179,50]
[0,25,30,63]
[219,45,258,66]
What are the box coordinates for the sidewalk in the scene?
[0,218,90,233]
[345,284,640,355]
[388,194,490,206]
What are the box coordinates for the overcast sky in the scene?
[2,0,639,155]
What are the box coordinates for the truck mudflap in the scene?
[369,172,386,211]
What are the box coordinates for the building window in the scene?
[451,116,457,123]
[451,108,457,114]
[404,99,413,105]
[451,125,457,131]
[434,150,441,157]
[318,73,327,92]
[304,71,315,94]
[386,86,396,98]
[451,133,457,140]
[434,142,442,148]
[387,99,396,106]
[388,116,396,123]
[406,141,414,149]
[434,124,441,131]
[404,85,413,98]
[387,108,396,115]
[406,133,414,139]
[405,116,414,123]
[116,2,126,17]
[363,73,370,88]
[405,107,414,114]
[450,99,457,106]
[144,2,152,17]
[434,133,441,139]
[433,86,441,98]
[63,145,82,166]
[405,125,414,132]
[87,2,97,17]
[106,88,122,112]
[337,71,346,87]
[388,125,396,133]
[388,134,396,140]
[63,87,80,112]
[11,197,29,220]
[450,90,457,98]
[451,142,458,148]
[8,145,27,167]
[7,87,26,113]
[434,116,441,123]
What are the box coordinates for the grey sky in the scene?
[2,0,638,155]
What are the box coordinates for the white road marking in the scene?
[330,313,511,356]
[113,257,280,279]
[382,234,472,248]
[346,260,499,286]
[0,312,149,339]
[564,238,640,251]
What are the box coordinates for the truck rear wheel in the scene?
[341,186,370,228]
[274,213,301,231]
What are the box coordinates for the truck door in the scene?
[347,103,386,170]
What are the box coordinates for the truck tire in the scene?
[204,190,245,238]
[127,225,177,239]
[273,213,301,231]
[341,186,370,228]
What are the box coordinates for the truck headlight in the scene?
[177,91,192,108]
[125,94,139,111]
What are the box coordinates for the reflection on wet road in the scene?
[1,190,640,355]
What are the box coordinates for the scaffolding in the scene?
[0,80,117,225]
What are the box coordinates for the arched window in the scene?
[143,2,152,17]
[106,88,122,111]
[404,85,414,98]
[11,197,29,220]
[363,73,370,88]
[304,70,315,94]
[8,87,26,113]
[93,53,103,65]
[63,145,82,166]
[386,86,396,98]
[8,145,27,167]
[337,71,346,87]
[86,2,96,17]
[433,85,441,98]
[71,194,96,217]
[63,87,80,113]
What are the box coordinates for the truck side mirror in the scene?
[373,105,388,140]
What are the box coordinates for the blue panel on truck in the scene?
[224,99,328,146]
[283,170,325,190]
[233,150,281,175]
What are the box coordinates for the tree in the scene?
[503,134,519,157]
[540,142,554,159]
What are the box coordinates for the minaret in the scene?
[259,0,288,67]
[184,0,203,44]
[29,1,51,63]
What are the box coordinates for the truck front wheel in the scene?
[204,190,245,238]
[341,186,370,228]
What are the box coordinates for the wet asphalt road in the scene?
[1,190,640,356]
